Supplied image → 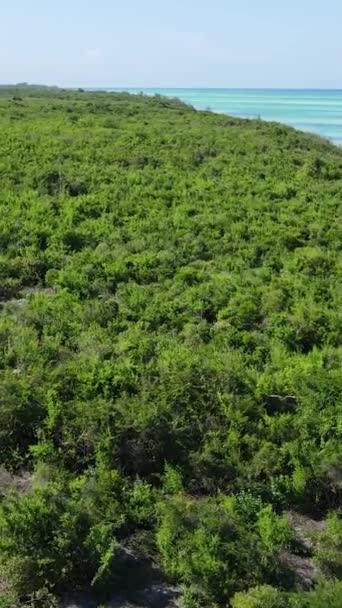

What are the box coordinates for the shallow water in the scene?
[102,89,342,146]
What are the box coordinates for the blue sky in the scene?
[1,0,341,88]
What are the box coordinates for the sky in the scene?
[1,0,342,88]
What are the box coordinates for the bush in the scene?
[157,495,290,605]
[0,88,341,605]
[314,513,342,578]
[232,581,342,608]
[0,470,125,598]
[231,585,287,608]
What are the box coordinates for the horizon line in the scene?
[86,86,342,91]
[1,83,342,91]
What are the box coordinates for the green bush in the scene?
[0,88,341,605]
[232,582,342,608]
[314,513,342,578]
[157,495,291,605]
[231,585,287,608]
[0,469,125,598]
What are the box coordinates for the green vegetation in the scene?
[231,581,342,608]
[0,88,341,607]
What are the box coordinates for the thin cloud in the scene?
[83,48,105,63]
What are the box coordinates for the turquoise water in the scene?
[106,89,342,146]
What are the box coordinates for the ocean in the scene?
[105,89,342,146]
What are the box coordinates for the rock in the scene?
[278,511,326,590]
[0,467,33,497]
[63,584,179,608]
[286,510,325,552]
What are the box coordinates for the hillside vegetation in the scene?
[0,89,341,607]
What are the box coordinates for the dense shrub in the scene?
[0,88,341,605]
